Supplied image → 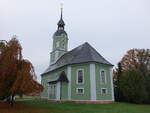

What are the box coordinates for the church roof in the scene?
[42,42,113,75]
[57,18,65,26]
[53,29,67,36]
[57,7,65,26]
[48,71,68,83]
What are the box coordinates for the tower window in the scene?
[100,70,107,84]
[59,27,64,30]
[77,69,84,84]
[62,43,65,48]
[56,42,60,47]
[62,40,65,48]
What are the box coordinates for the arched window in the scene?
[100,70,106,84]
[77,69,84,84]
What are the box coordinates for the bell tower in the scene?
[50,6,68,64]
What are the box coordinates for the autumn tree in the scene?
[114,49,150,104]
[119,49,150,71]
[0,38,43,106]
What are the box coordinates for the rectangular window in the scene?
[100,70,106,84]
[76,88,84,94]
[101,88,107,95]
[77,69,84,84]
[49,85,56,97]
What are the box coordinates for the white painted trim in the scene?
[101,88,108,95]
[56,82,60,100]
[47,99,58,101]
[67,66,71,100]
[109,68,115,101]
[76,88,84,94]
[55,51,59,61]
[90,64,97,101]
[54,99,113,101]
[41,97,48,99]
[47,84,50,99]
[100,69,107,84]
[76,69,84,85]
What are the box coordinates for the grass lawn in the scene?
[0,99,150,113]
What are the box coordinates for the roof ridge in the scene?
[84,42,94,60]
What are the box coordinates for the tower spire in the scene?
[57,3,65,30]
[60,3,63,19]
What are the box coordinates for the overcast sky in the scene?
[1,0,150,82]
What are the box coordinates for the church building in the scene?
[41,8,114,103]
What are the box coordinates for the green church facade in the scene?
[41,9,114,103]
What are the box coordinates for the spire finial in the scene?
[60,3,63,19]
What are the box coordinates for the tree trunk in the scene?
[10,95,14,107]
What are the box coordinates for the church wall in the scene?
[48,83,57,99]
[41,73,49,98]
[95,63,113,100]
[61,82,68,100]
[70,63,91,100]
[41,66,68,100]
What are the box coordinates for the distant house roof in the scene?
[42,42,113,75]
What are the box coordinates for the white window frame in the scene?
[76,69,84,85]
[76,88,84,94]
[100,69,107,84]
[101,88,107,95]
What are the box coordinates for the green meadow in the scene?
[0,99,150,113]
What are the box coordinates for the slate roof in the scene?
[48,71,68,83]
[57,9,65,26]
[57,18,65,26]
[42,42,113,75]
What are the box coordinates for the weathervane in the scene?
[61,2,63,10]
[61,2,63,14]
